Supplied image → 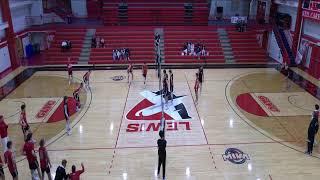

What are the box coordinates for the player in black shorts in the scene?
[169,70,174,101]
[198,66,204,92]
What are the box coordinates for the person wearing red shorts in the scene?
[69,163,85,180]
[23,133,42,180]
[142,63,148,85]
[67,58,73,85]
[4,141,18,180]
[194,73,200,103]
[39,139,52,180]
[20,103,31,140]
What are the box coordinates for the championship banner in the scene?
[296,39,310,65]
[302,0,320,20]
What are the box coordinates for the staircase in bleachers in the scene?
[164,27,225,63]
[44,28,86,65]
[89,27,155,64]
[228,31,268,63]
[102,0,209,25]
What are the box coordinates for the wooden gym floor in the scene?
[1,68,320,180]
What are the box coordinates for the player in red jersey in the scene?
[67,58,73,85]
[0,153,5,179]
[4,141,18,180]
[73,83,83,112]
[194,73,200,103]
[69,163,85,180]
[127,63,133,83]
[23,133,42,180]
[20,103,31,140]
[83,70,91,90]
[39,139,52,180]
[142,63,148,85]
[0,115,9,152]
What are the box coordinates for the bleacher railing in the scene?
[25,15,60,26]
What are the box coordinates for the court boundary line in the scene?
[47,140,293,152]
[108,80,131,174]
[184,73,209,145]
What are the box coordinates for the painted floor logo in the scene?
[222,148,250,164]
[126,90,192,132]
[126,90,191,121]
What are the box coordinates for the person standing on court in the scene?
[0,115,9,152]
[157,130,167,180]
[306,113,319,155]
[23,133,42,180]
[64,96,71,135]
[20,103,31,140]
[39,138,52,180]
[54,159,69,180]
[4,141,18,180]
[169,70,174,101]
[198,66,204,92]
[142,63,148,85]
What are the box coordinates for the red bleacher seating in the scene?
[44,28,86,65]
[102,0,209,26]
[228,31,268,63]
[89,27,155,64]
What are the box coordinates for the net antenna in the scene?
[155,34,165,135]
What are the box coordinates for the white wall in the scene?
[71,0,87,17]
[268,31,283,63]
[11,5,31,33]
[31,0,44,17]
[278,4,297,31]
[303,19,320,40]
[0,46,11,73]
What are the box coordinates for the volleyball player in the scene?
[73,83,83,112]
[4,141,18,180]
[64,96,71,135]
[20,103,31,140]
[67,58,73,85]
[83,70,91,90]
[162,72,169,106]
[142,63,148,85]
[23,133,42,180]
[194,73,200,103]
[198,66,204,92]
[127,63,133,83]
[169,70,174,101]
[39,139,52,180]
[281,62,290,91]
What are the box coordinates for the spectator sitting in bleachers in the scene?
[181,42,208,59]
[61,40,72,52]
[112,48,131,61]
[99,38,105,48]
